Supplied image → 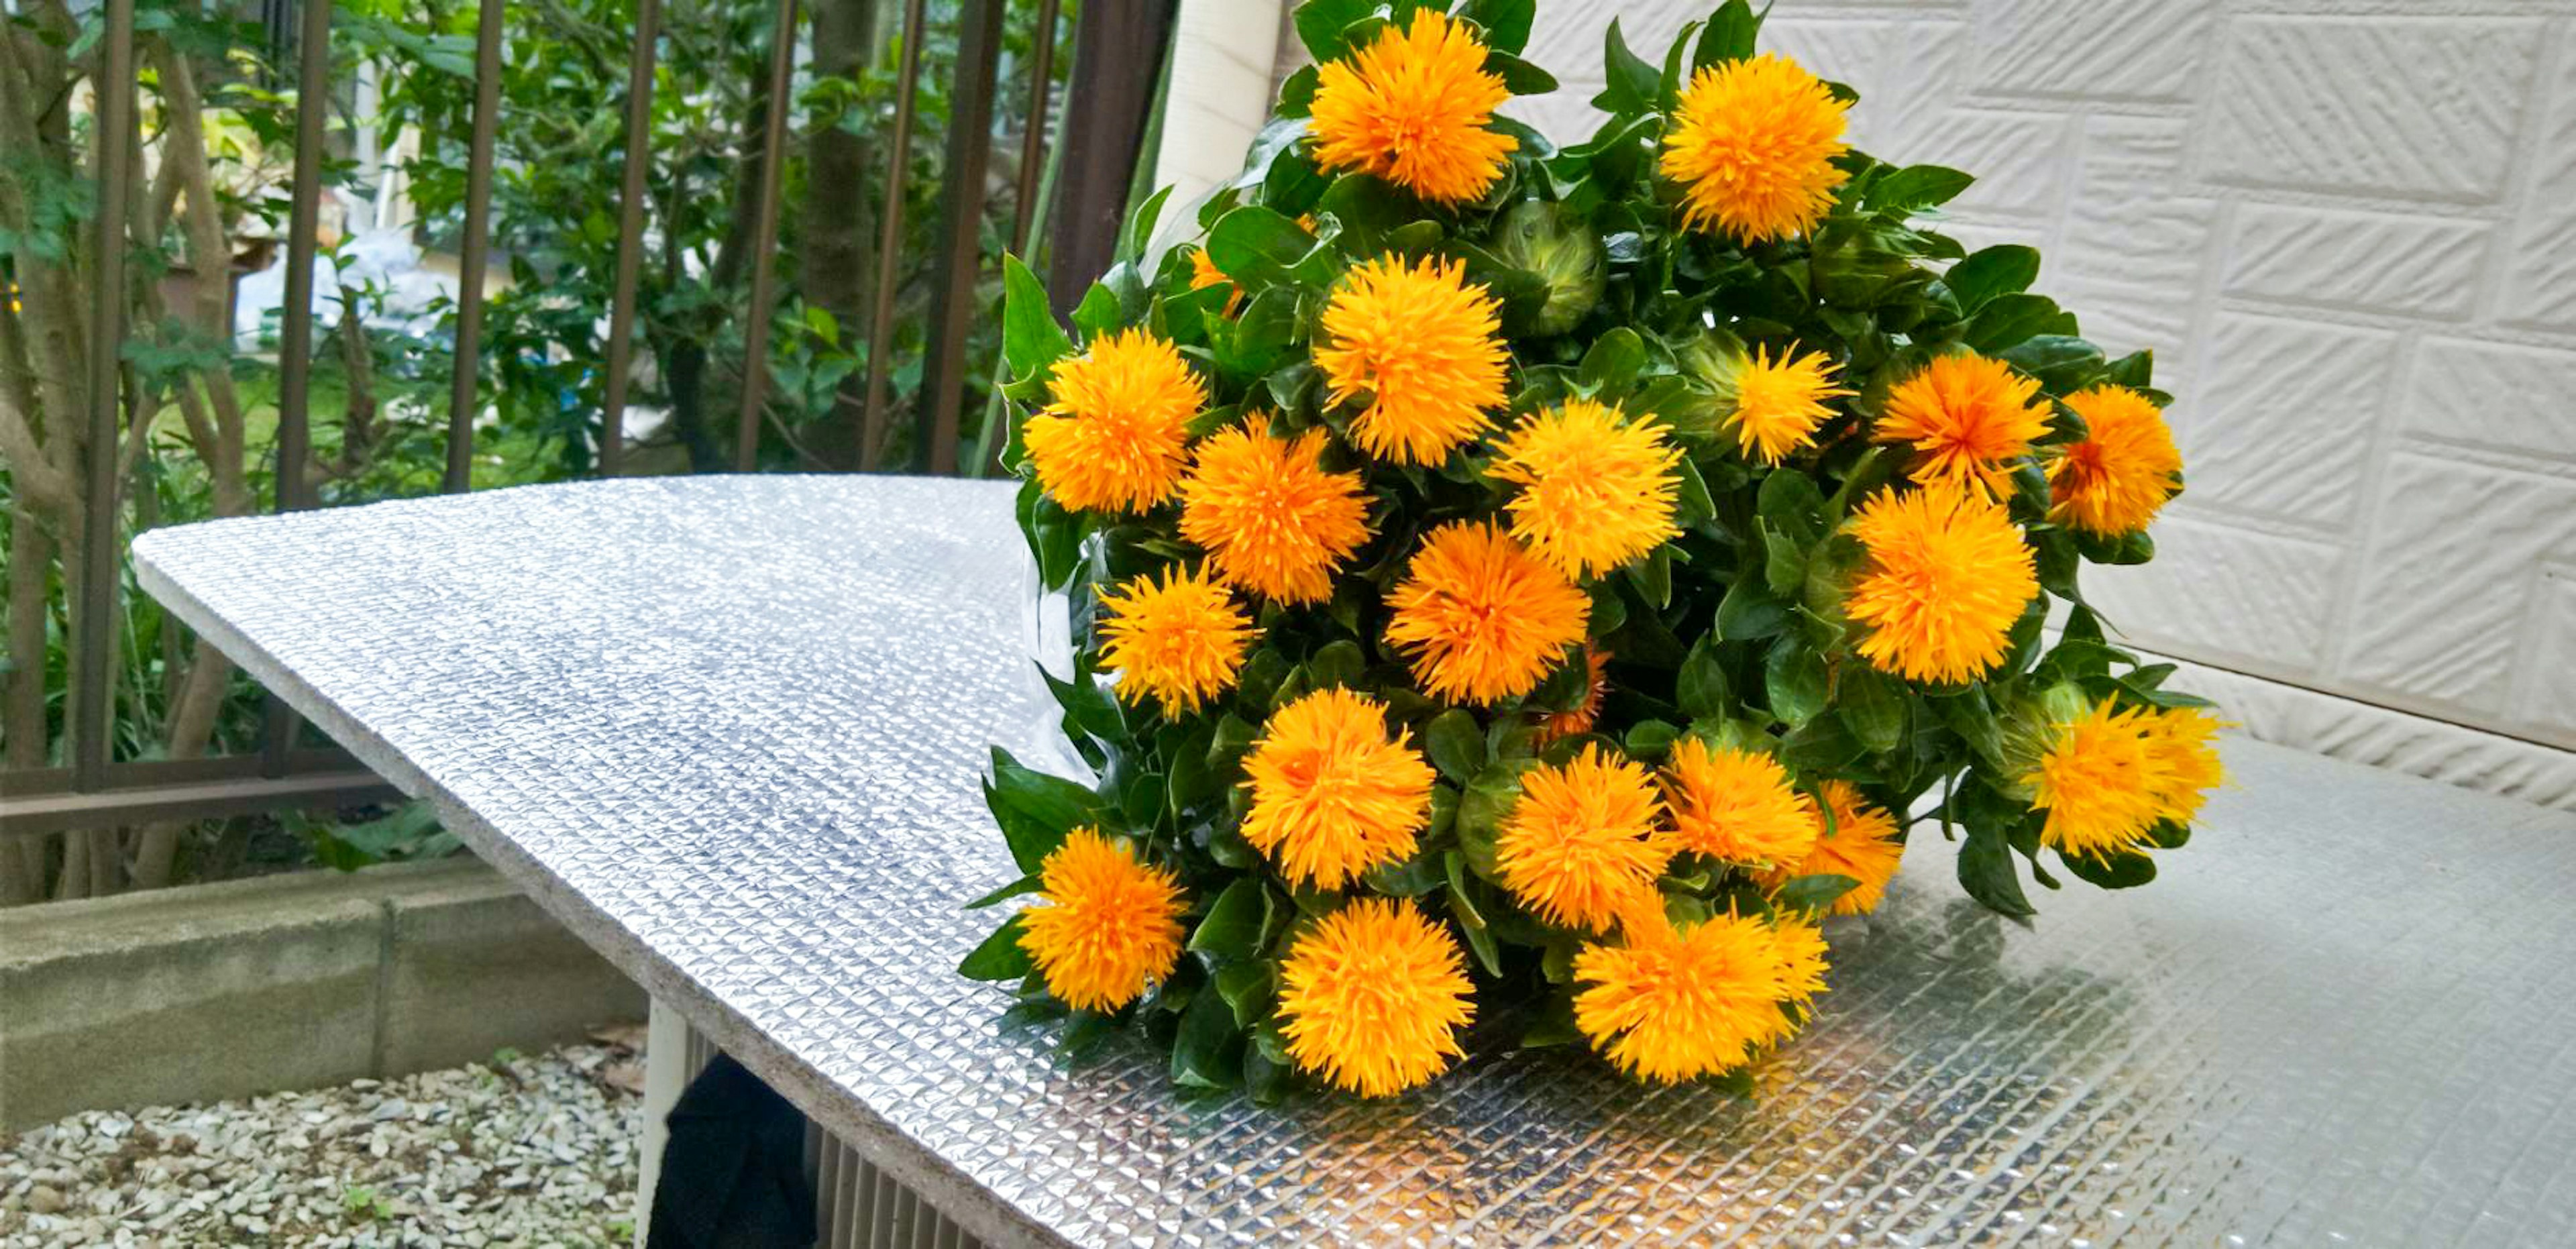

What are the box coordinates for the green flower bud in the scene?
[1674,327,1752,408]
[1491,201,1604,336]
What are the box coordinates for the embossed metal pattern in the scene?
[133,476,2576,1247]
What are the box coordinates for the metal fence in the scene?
[0,0,1165,858]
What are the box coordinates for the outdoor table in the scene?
[135,475,2576,1247]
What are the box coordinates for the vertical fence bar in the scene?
[857,0,928,472]
[1009,0,1061,257]
[1046,0,1171,320]
[733,0,800,472]
[70,0,138,791]
[262,0,338,775]
[914,0,1007,476]
[598,0,664,478]
[444,0,506,494]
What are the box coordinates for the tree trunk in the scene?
[1,510,52,906]
[798,0,882,468]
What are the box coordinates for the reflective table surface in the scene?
[135,476,2576,1247]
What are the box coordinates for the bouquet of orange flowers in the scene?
[959,0,2223,1101]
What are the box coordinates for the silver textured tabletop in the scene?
[134,476,2576,1247]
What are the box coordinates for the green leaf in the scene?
[1189,878,1272,960]
[1275,64,1320,116]
[958,914,1036,980]
[1694,0,1762,67]
[1777,714,1865,773]
[1040,663,1123,743]
[1314,173,1413,254]
[1215,961,1276,1027]
[1965,293,2076,354]
[1764,639,1828,727]
[1461,0,1534,53]
[1623,719,1680,760]
[1593,18,1661,115]
[1443,849,1488,930]
[1071,282,1124,343]
[1307,639,1367,690]
[1171,987,1246,1089]
[1000,254,1076,380]
[1958,825,2035,920]
[1293,0,1378,61]
[1485,50,1558,95]
[1425,709,1489,783]
[2057,847,2157,889]
[1454,767,1521,877]
[1718,575,1791,641]
[1760,519,1807,597]
[1676,635,1731,721]
[1756,467,1827,543]
[963,874,1042,910]
[986,747,1104,873]
[1119,186,1174,264]
[1208,205,1317,288]
[1837,665,1906,753]
[1770,873,1858,914]
[1576,327,1646,394]
[1940,245,2040,317]
[1453,892,1505,977]
[1866,164,1975,214]
[2002,335,2105,394]
[1934,688,2006,766]
[1364,845,1448,897]
[1625,546,1672,610]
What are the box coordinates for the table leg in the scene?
[631,997,985,1248]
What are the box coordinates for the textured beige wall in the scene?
[1246,0,2576,804]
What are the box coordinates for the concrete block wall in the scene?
[1256,0,2576,805]
[0,857,647,1131]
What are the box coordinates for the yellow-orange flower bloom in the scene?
[2145,705,2225,825]
[1308,11,1516,207]
[2025,698,2168,859]
[1876,354,2052,496]
[1659,54,1851,244]
[1385,521,1590,704]
[1487,398,1683,579]
[1095,567,1252,714]
[2048,384,2184,537]
[1495,745,1672,934]
[1573,907,1827,1083]
[1178,422,1372,605]
[1240,688,1437,889]
[1661,739,1820,866]
[2026,698,2226,859]
[1277,898,1475,1097]
[1756,781,1902,915]
[1316,254,1509,465]
[1846,484,2039,686]
[1533,644,1612,747]
[1728,345,1851,464]
[1016,829,1187,1011]
[1022,329,1206,514]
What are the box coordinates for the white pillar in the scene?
[631,997,698,1246]
[1150,0,1287,233]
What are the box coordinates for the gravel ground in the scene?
[0,1043,643,1247]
